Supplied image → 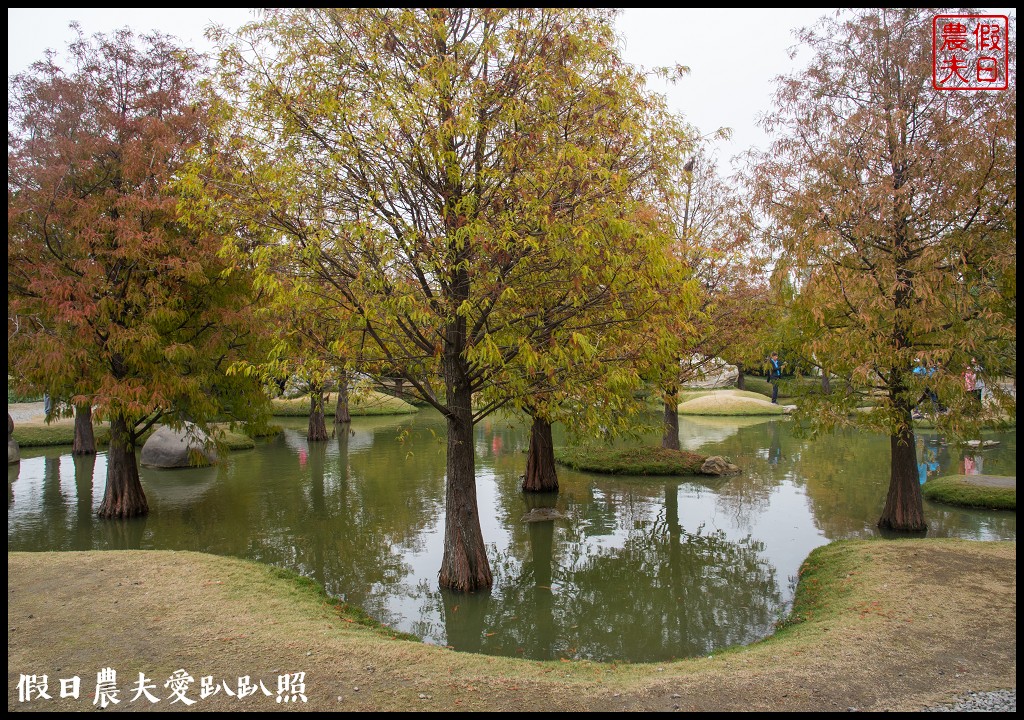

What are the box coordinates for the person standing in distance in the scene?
[768,352,783,404]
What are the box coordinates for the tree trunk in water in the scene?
[438,363,492,592]
[522,415,559,493]
[334,371,351,424]
[97,413,148,519]
[878,417,927,532]
[662,385,680,450]
[736,363,746,390]
[308,383,329,441]
[72,403,96,455]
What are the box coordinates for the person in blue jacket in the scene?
[767,352,783,404]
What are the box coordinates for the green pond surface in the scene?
[7,409,1016,663]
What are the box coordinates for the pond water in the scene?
[8,409,1016,662]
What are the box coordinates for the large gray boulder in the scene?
[8,413,18,465]
[140,423,218,468]
[682,356,740,390]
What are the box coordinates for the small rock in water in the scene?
[521,507,566,523]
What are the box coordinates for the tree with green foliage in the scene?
[754,8,1016,531]
[658,148,771,448]
[8,27,270,518]
[205,8,692,590]
[511,238,693,493]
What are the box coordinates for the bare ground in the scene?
[7,540,1016,712]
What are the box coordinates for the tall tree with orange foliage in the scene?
[754,8,1015,531]
[8,27,269,519]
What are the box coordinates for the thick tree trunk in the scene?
[438,350,492,592]
[523,415,559,493]
[394,377,404,400]
[878,423,927,531]
[662,385,680,450]
[736,363,746,390]
[308,383,329,441]
[821,371,832,395]
[879,197,926,533]
[73,403,96,455]
[97,413,148,519]
[334,371,351,424]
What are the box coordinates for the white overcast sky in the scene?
[7,8,1016,166]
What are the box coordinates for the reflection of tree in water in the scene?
[476,415,528,461]
[10,410,1013,659]
[43,454,65,512]
[286,421,448,622]
[99,515,148,549]
[73,454,96,549]
[916,434,946,485]
[118,415,446,628]
[291,436,409,607]
[707,420,903,538]
[697,420,798,527]
[798,428,914,537]
[442,481,781,662]
[8,459,19,507]
[9,454,78,551]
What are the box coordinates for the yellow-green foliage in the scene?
[922,475,1015,510]
[270,390,418,417]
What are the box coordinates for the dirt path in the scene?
[7,402,47,425]
[7,540,1016,712]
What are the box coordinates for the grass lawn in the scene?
[678,390,788,416]
[678,388,771,403]
[270,389,418,417]
[12,419,270,450]
[11,421,112,447]
[922,474,1016,510]
[7,538,1016,712]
